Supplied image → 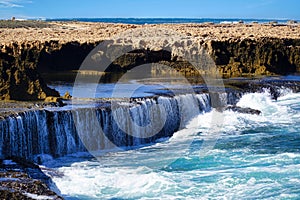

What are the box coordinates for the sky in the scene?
[0,0,299,20]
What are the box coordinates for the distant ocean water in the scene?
[45,18,292,24]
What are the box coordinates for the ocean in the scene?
[45,18,291,25]
[40,77,300,200]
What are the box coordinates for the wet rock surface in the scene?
[0,100,69,119]
[0,157,63,199]
[224,78,300,100]
[225,105,261,115]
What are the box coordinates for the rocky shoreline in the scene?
[0,157,62,199]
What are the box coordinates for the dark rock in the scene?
[0,190,33,200]
[37,41,99,72]
[0,41,60,101]
[287,20,298,25]
[269,21,278,25]
[225,105,261,115]
[0,157,63,199]
[225,79,300,100]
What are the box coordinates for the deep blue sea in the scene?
[45,18,291,25]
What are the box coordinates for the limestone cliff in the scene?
[105,37,300,76]
[0,41,58,100]
[209,38,300,76]
[0,37,300,100]
[0,41,98,100]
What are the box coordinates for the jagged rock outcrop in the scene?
[208,38,300,76]
[0,41,59,100]
[0,41,98,100]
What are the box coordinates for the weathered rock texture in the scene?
[0,41,99,100]
[209,38,300,76]
[0,157,63,199]
[0,42,59,100]
[108,38,300,77]
[1,22,300,100]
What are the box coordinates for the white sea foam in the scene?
[23,193,58,200]
[237,92,286,115]
[53,164,175,199]
[50,91,300,199]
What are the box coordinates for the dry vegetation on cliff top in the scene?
[0,20,300,44]
[0,20,51,28]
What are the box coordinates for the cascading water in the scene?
[0,93,214,162]
[47,90,300,200]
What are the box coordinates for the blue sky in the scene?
[0,0,299,20]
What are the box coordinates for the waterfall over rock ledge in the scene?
[0,93,220,162]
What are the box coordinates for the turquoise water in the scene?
[45,91,300,199]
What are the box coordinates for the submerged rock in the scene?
[225,105,261,115]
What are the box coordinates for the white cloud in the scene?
[0,0,32,8]
[246,0,275,9]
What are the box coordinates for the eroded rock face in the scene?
[1,37,300,100]
[0,42,59,100]
[85,37,300,77]
[0,41,100,100]
[209,38,300,76]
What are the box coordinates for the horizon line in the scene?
[1,17,298,21]
[44,17,296,20]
